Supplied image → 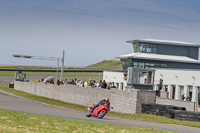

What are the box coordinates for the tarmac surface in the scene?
[0,90,199,133]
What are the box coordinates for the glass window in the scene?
[131,69,154,85]
[148,71,153,84]
[161,64,167,67]
[116,83,119,89]
[132,62,166,69]
[180,86,184,100]
[198,87,200,107]
[139,71,148,84]
[139,43,157,53]
[188,86,193,101]
[132,43,140,52]
[144,63,150,69]
[133,62,138,68]
[132,62,144,68]
[127,69,132,83]
[150,63,155,67]
[155,64,161,67]
[133,70,139,83]
[122,62,132,71]
[144,63,155,68]
[139,63,144,68]
[164,85,168,92]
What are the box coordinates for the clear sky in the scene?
[1,0,200,67]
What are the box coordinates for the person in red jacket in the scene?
[57,79,60,86]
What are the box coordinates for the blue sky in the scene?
[1,0,200,67]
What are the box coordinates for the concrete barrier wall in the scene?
[136,90,156,113]
[14,81,156,114]
[156,97,195,111]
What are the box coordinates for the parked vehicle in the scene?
[86,103,113,119]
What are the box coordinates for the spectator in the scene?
[107,82,113,89]
[82,80,85,87]
[49,78,52,84]
[186,95,191,101]
[67,79,71,84]
[64,79,68,84]
[74,78,77,85]
[101,80,107,88]
[84,80,88,88]
[89,79,92,86]
[181,93,185,100]
[72,79,75,85]
[57,79,60,86]
[99,80,102,87]
[79,80,84,87]
[26,78,29,82]
[51,78,54,84]
[96,82,100,88]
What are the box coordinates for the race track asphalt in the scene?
[0,90,199,133]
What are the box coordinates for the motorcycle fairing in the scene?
[92,104,106,117]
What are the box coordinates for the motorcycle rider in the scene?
[91,98,110,113]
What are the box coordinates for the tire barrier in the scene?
[142,103,200,122]
[174,110,200,122]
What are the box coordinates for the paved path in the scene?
[0,90,199,133]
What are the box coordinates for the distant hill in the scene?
[0,60,122,70]
[86,60,122,70]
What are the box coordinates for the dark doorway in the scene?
[172,86,176,99]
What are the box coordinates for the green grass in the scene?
[0,71,103,77]
[0,65,63,70]
[0,60,121,77]
[0,84,87,112]
[0,84,200,129]
[107,112,200,128]
[86,60,122,70]
[0,109,176,133]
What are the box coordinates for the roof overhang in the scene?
[116,53,200,64]
[126,39,200,47]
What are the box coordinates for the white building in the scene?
[103,39,200,112]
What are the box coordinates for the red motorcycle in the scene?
[86,103,113,119]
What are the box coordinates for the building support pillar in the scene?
[175,85,179,100]
[192,86,197,102]
[168,84,172,99]
[184,85,188,101]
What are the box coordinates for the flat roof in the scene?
[116,52,200,64]
[126,39,200,47]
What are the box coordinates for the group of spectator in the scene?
[38,76,116,89]
[55,78,116,89]
[181,93,191,101]
[39,77,54,84]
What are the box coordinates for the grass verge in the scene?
[0,84,200,128]
[0,71,103,77]
[0,109,175,133]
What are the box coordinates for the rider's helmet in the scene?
[105,98,109,102]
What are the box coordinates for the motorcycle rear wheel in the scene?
[98,111,106,119]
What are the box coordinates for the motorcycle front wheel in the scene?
[98,111,106,119]
[86,112,92,117]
